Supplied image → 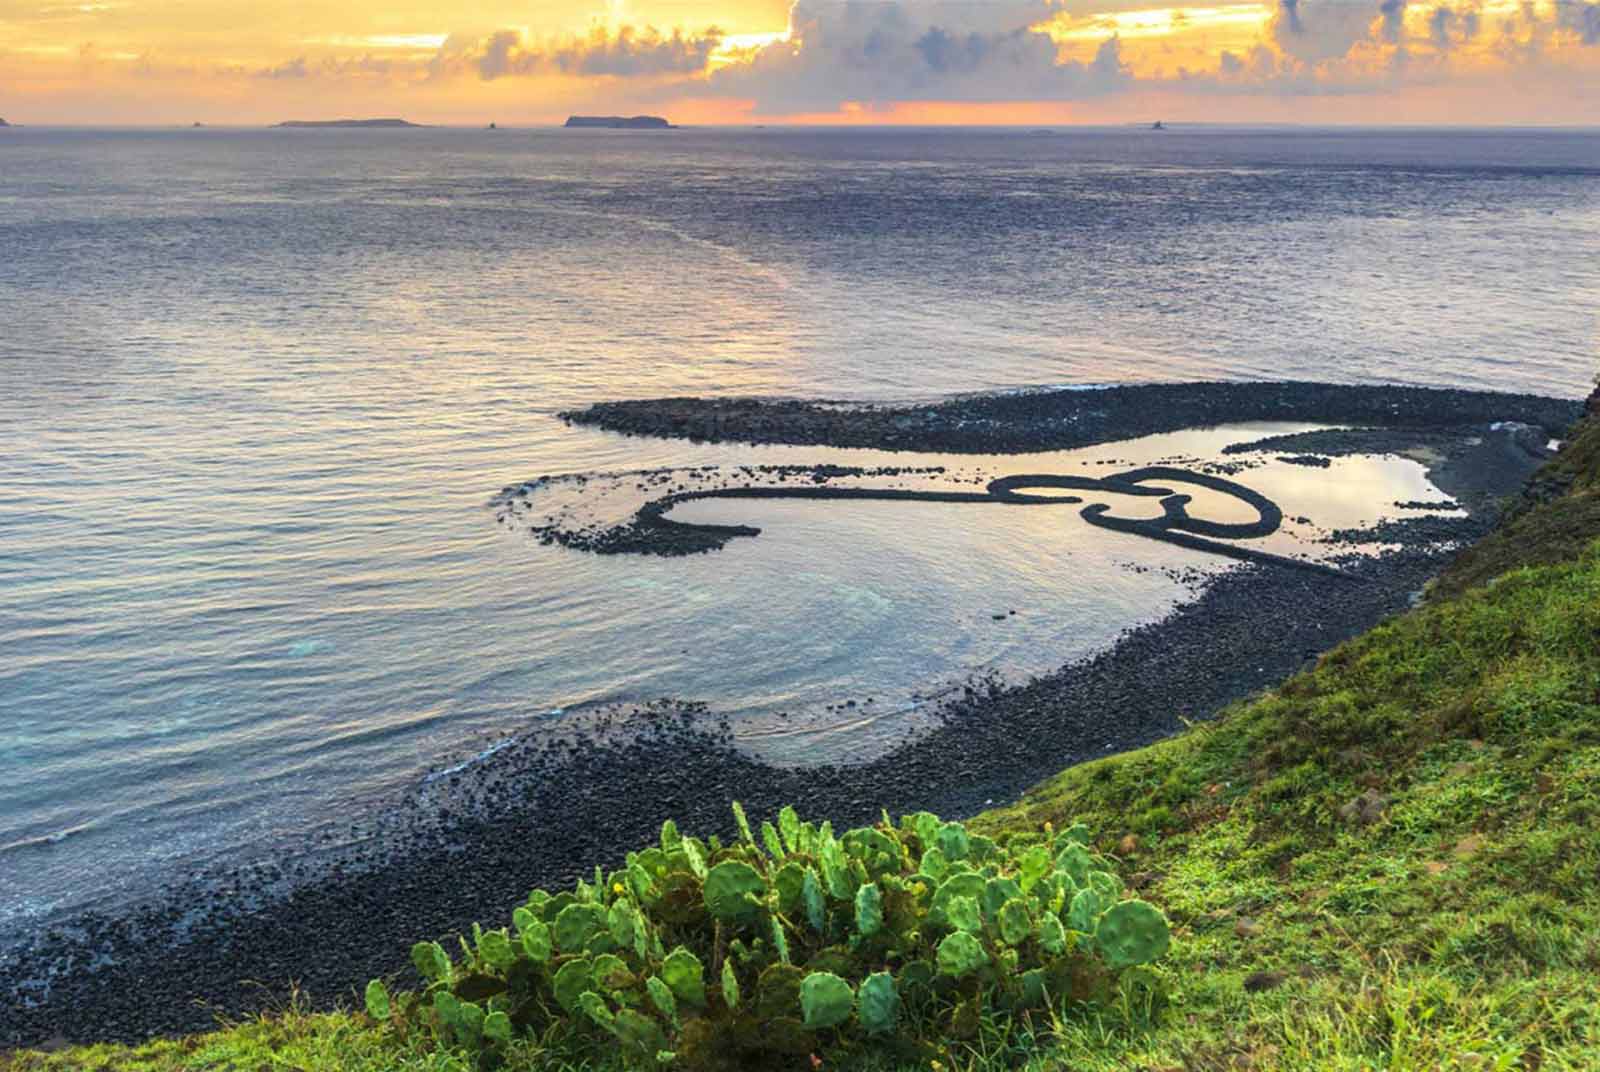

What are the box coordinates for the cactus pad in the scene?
[411,941,451,984]
[661,947,707,1007]
[363,979,391,1020]
[1095,900,1171,969]
[997,898,1033,945]
[799,971,855,1029]
[854,881,884,937]
[703,860,766,924]
[855,972,899,1034]
[936,931,989,977]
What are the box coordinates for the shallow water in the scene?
[1,126,1596,935]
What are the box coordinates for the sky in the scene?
[1,0,1597,125]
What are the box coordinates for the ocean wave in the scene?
[1,822,93,855]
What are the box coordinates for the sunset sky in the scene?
[2,0,1597,125]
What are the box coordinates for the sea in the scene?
[2,125,1597,940]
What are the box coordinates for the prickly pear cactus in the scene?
[854,882,883,937]
[376,804,1171,1070]
[580,991,615,1031]
[703,860,765,923]
[800,971,855,1029]
[731,800,756,847]
[681,837,707,879]
[761,820,784,859]
[1018,844,1052,892]
[646,974,678,1025]
[997,897,1033,945]
[777,805,801,853]
[802,865,827,933]
[483,1010,512,1046]
[411,940,451,983]
[1095,900,1171,969]
[771,915,792,964]
[555,902,607,952]
[936,931,989,977]
[661,947,706,1008]
[611,1009,666,1059]
[945,894,982,934]
[520,919,552,962]
[1038,913,1068,955]
[553,957,593,1013]
[476,928,514,970]
[1057,842,1094,886]
[855,972,899,1034]
[363,978,391,1020]
[936,822,970,861]
[1068,886,1103,934]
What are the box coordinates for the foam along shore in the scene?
[0,381,1583,1048]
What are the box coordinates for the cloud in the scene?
[550,26,725,76]
[1555,0,1599,44]
[424,25,726,82]
[250,53,397,80]
[1270,0,1382,62]
[476,30,521,80]
[258,55,308,79]
[708,0,1131,112]
[158,0,1599,115]
[1379,0,1407,42]
[1427,5,1482,50]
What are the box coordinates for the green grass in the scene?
[11,410,1600,1072]
[1429,400,1600,600]
[970,539,1600,1070]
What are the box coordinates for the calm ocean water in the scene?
[2,126,1597,935]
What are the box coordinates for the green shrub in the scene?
[367,805,1171,1069]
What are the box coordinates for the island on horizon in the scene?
[275,118,422,128]
[0,118,10,127]
[564,115,672,129]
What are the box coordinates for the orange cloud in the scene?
[1,0,1595,124]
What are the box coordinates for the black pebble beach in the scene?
[1,381,1580,1047]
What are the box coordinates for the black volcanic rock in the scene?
[562,382,1580,455]
[564,115,672,129]
[275,118,422,128]
[0,382,1576,1048]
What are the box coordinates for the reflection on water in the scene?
[1,127,1593,935]
[490,422,1456,764]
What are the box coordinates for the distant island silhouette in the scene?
[276,118,422,128]
[0,118,10,128]
[564,115,672,130]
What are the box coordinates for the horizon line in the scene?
[7,120,1600,132]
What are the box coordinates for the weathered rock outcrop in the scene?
[564,115,671,129]
[275,118,421,128]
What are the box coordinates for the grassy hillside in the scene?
[9,399,1600,1072]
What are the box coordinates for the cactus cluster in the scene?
[366,805,1171,1069]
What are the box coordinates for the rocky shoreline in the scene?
[0,382,1582,1048]
[562,380,1578,454]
